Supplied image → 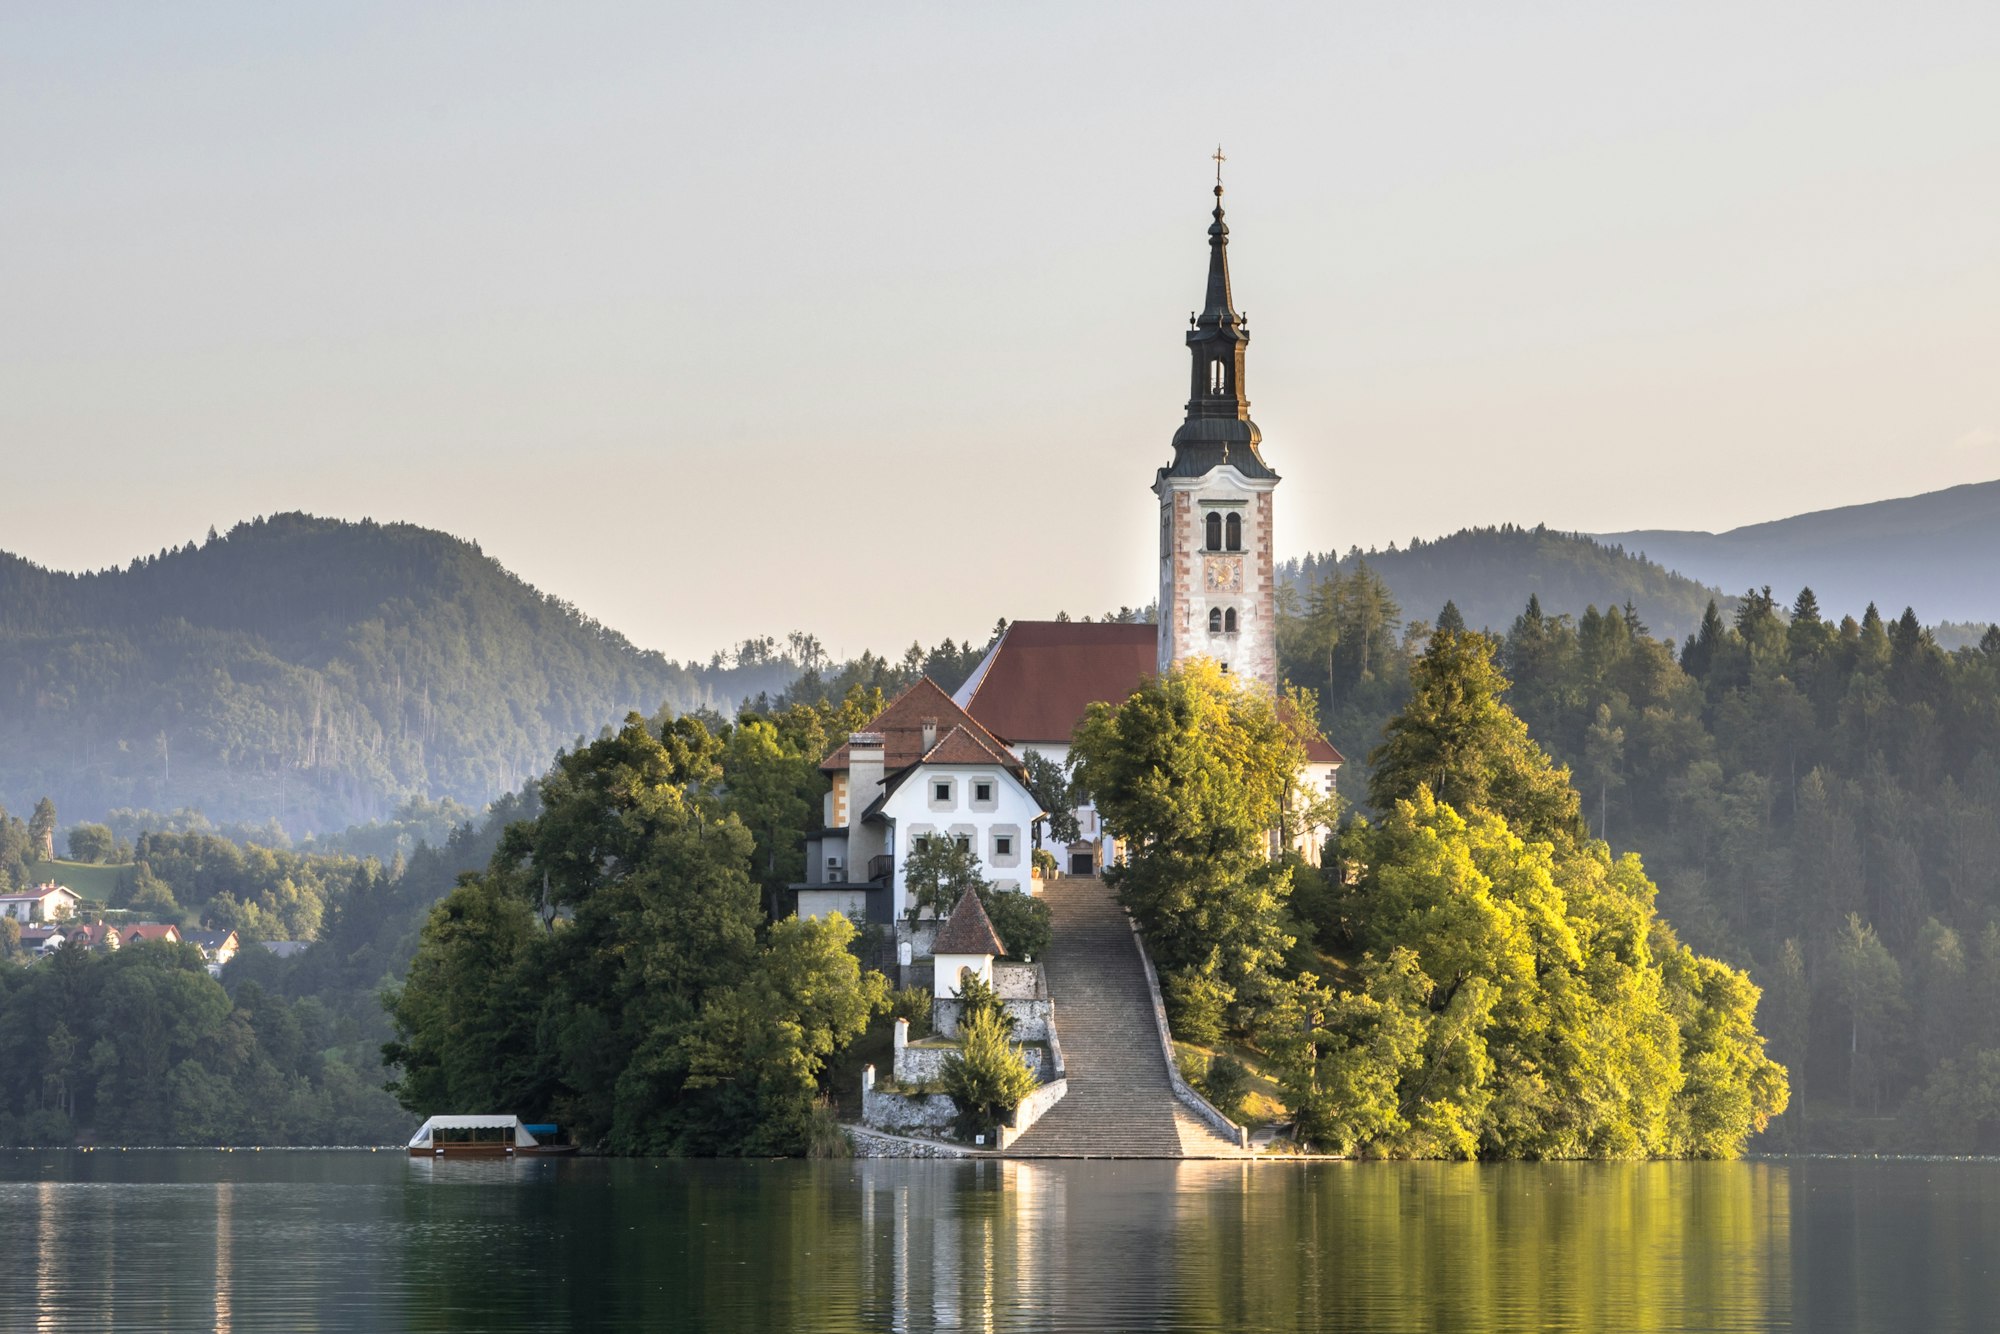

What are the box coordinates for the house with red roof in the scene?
[796,678,1044,927]
[122,923,183,946]
[0,883,82,926]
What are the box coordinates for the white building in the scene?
[0,883,81,925]
[796,677,1044,925]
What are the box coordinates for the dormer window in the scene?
[1205,512,1222,551]
[1225,512,1241,551]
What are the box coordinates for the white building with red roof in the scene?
[796,678,1045,926]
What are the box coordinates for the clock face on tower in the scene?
[1204,556,1244,593]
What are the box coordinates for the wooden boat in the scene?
[405,1114,577,1157]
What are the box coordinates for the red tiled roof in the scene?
[955,621,1161,745]
[956,620,1346,764]
[931,886,1007,957]
[820,678,1023,776]
[920,724,1017,768]
[123,924,181,944]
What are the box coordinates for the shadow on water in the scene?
[2,1151,1998,1331]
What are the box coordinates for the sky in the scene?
[4,2,1998,661]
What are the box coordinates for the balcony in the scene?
[867,854,895,884]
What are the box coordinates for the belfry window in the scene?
[1224,608,1238,633]
[1204,512,1222,551]
[1208,608,1223,633]
[1209,359,1227,394]
[1225,512,1241,552]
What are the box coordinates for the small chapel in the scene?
[796,172,1340,927]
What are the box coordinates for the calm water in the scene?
[0,1152,1994,1332]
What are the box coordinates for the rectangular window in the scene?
[995,835,1013,857]
[974,782,992,803]
[954,836,971,854]
[935,782,951,801]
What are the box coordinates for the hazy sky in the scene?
[5,3,1997,660]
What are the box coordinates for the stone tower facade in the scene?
[1155,177,1281,693]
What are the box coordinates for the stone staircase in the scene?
[1007,875,1240,1158]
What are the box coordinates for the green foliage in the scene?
[889,985,935,1038]
[382,711,888,1156]
[65,824,115,863]
[976,886,1051,961]
[1291,790,1786,1158]
[939,1006,1038,1142]
[1196,1053,1252,1122]
[0,940,403,1144]
[1370,629,1585,846]
[1022,749,1081,847]
[902,835,986,924]
[1073,660,1300,1033]
[950,971,1011,1036]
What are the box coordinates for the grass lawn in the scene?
[1174,1039,1289,1126]
[28,859,132,903]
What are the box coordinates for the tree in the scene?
[1369,628,1585,845]
[1022,750,1081,848]
[976,886,1051,961]
[1268,952,1429,1154]
[1825,914,1903,1113]
[66,824,115,864]
[1072,660,1300,1032]
[902,836,985,924]
[29,798,56,863]
[939,1006,1039,1142]
[679,913,889,1154]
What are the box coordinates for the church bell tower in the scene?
[1155,161,1280,692]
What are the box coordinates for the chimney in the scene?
[846,731,886,828]
[921,718,939,751]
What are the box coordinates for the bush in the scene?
[952,971,1014,1036]
[978,887,1052,961]
[940,1007,1039,1143]
[889,985,934,1038]
[1198,1055,1252,1122]
[1032,848,1060,881]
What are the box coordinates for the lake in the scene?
[0,1151,1994,1332]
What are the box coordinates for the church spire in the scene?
[1165,151,1273,480]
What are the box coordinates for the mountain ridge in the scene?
[1597,478,2000,623]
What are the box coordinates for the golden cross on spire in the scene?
[1212,144,1227,188]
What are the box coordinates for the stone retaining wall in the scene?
[847,1126,981,1158]
[1124,913,1250,1149]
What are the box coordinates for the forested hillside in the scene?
[0,515,755,832]
[1281,526,1725,646]
[1281,563,2000,1151]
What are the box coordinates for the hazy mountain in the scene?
[1283,525,1727,643]
[0,514,781,833]
[1598,479,2000,625]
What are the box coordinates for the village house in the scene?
[796,678,1044,927]
[122,923,183,946]
[17,927,68,957]
[65,923,121,951]
[0,883,82,925]
[184,929,240,969]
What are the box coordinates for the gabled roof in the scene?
[954,620,1345,764]
[123,924,181,944]
[931,886,1006,958]
[919,723,1018,768]
[954,621,1160,745]
[820,677,1023,777]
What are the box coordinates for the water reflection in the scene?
[4,1152,2000,1332]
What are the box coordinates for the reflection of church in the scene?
[796,177,1339,925]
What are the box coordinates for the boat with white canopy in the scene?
[405,1115,575,1157]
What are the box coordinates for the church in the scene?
[796,174,1341,926]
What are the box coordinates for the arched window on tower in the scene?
[1225,512,1241,552]
[1208,608,1223,633]
[1204,512,1222,551]
[1224,608,1238,633]
[1210,359,1226,394]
